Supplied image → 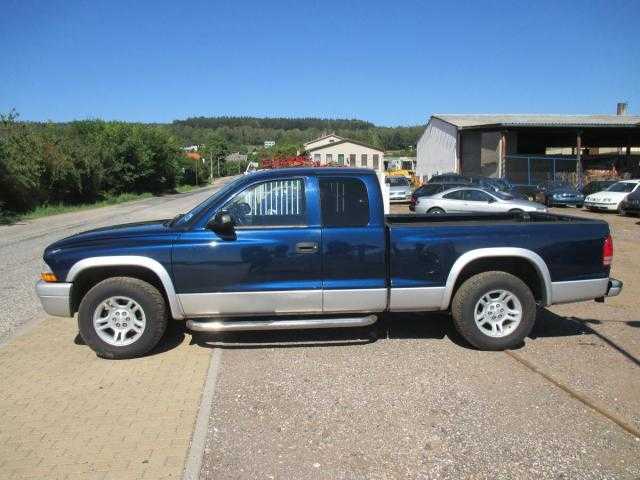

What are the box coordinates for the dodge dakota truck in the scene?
[36,168,622,359]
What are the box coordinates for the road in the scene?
[0,182,232,345]
[1,191,639,479]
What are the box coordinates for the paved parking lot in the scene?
[1,194,639,479]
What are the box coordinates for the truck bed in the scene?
[386,211,610,294]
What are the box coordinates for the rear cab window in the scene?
[319,177,370,227]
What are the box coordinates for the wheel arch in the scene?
[441,248,551,310]
[67,256,184,319]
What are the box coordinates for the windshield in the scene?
[386,177,410,186]
[492,190,514,200]
[606,182,638,193]
[173,177,245,226]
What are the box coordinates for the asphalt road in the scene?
[1,191,639,479]
[0,181,234,345]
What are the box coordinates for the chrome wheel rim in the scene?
[474,289,522,338]
[93,296,146,346]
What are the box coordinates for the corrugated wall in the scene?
[416,118,458,181]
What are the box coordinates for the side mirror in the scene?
[207,211,235,238]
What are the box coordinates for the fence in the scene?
[505,155,579,186]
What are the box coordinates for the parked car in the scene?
[584,179,640,212]
[619,188,640,216]
[409,182,468,211]
[468,176,527,199]
[37,168,621,358]
[428,172,469,183]
[415,187,547,214]
[535,181,584,208]
[385,176,412,203]
[581,179,619,197]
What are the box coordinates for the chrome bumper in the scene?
[606,278,623,297]
[35,280,73,317]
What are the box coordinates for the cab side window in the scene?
[320,177,369,227]
[223,179,306,227]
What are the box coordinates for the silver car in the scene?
[415,187,547,214]
[386,176,412,203]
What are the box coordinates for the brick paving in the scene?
[0,318,212,480]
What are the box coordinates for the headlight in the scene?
[41,261,58,283]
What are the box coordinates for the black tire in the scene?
[576,204,583,208]
[428,207,445,214]
[508,208,523,214]
[451,271,536,350]
[78,277,168,359]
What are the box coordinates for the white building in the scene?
[304,134,385,172]
[264,140,276,148]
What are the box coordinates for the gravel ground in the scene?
[0,180,235,345]
[200,205,640,480]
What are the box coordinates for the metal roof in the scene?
[433,114,640,129]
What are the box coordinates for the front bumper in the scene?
[390,195,410,203]
[584,201,618,211]
[549,198,583,206]
[35,280,73,317]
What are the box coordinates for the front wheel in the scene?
[451,271,536,350]
[78,277,168,359]
[427,207,445,214]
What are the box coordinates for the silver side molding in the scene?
[66,255,184,320]
[179,290,322,318]
[186,314,378,332]
[389,287,445,311]
[323,288,387,313]
[551,278,609,304]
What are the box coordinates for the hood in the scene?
[549,187,581,195]
[587,191,629,201]
[46,219,173,251]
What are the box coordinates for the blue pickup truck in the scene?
[36,168,622,358]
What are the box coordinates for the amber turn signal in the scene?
[41,272,58,282]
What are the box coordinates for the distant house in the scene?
[303,134,385,172]
[226,152,248,163]
[264,140,276,148]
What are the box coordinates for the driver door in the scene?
[172,177,323,317]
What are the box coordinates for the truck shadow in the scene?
[185,309,639,361]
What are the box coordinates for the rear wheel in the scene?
[78,277,168,359]
[451,271,536,350]
[427,207,445,214]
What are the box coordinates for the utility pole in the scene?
[209,152,213,184]
[195,156,198,185]
[218,156,221,177]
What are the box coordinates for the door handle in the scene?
[295,242,319,254]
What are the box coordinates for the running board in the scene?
[186,314,378,332]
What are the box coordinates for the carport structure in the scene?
[416,111,640,185]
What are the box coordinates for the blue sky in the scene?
[1,0,638,125]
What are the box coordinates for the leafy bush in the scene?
[0,112,184,214]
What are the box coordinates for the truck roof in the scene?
[247,167,377,180]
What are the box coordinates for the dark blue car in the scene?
[36,168,622,358]
[535,181,585,207]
